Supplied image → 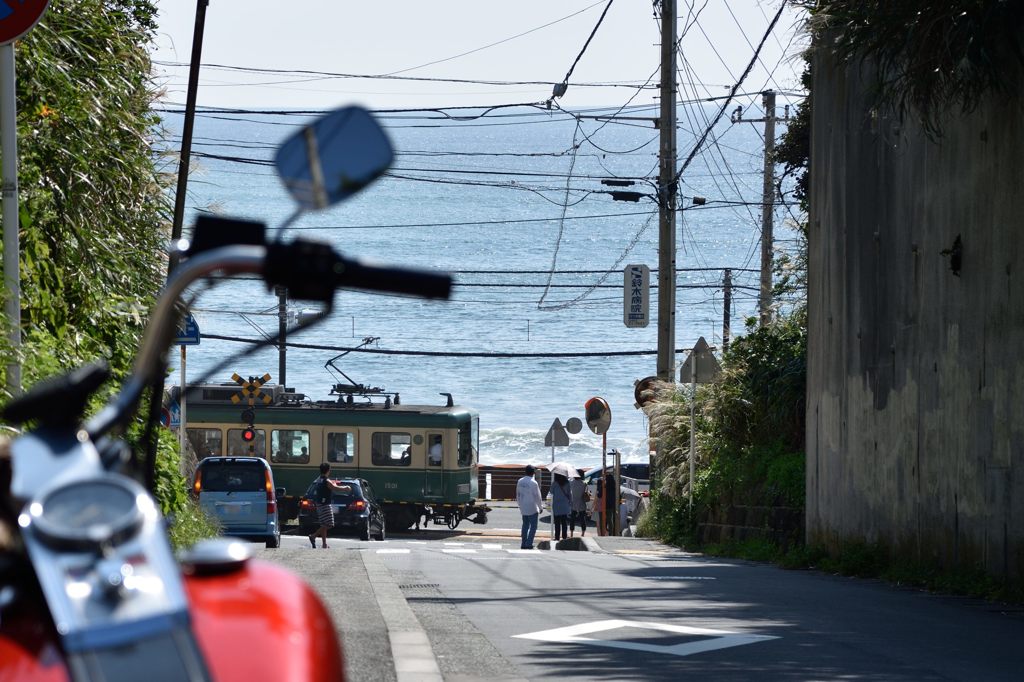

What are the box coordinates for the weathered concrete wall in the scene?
[806,50,1024,580]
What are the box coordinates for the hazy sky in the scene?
[149,1,808,111]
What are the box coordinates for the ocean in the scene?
[161,102,796,470]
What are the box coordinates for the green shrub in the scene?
[167,497,221,552]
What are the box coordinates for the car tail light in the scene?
[192,470,202,496]
[300,499,313,511]
[265,470,276,514]
[347,499,366,511]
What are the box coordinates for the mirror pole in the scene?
[601,432,607,536]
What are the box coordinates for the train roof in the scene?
[173,383,477,422]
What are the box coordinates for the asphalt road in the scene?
[253,506,1024,681]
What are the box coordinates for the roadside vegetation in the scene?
[639,0,1024,604]
[0,0,214,546]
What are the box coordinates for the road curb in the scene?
[361,549,443,682]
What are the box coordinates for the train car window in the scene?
[227,429,266,457]
[271,429,311,463]
[371,432,412,467]
[187,428,222,459]
[327,431,356,464]
[427,434,442,466]
[457,420,478,466]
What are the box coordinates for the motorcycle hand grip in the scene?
[263,240,452,302]
[334,258,452,300]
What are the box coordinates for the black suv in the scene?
[298,478,385,541]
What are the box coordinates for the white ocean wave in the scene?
[479,427,650,469]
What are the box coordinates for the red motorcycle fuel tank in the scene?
[185,558,344,682]
[0,558,344,682]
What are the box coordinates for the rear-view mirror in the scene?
[275,106,393,211]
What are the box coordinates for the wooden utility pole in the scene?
[277,285,287,390]
[758,90,776,326]
[732,90,781,326]
[171,0,210,244]
[656,0,677,381]
[722,268,732,354]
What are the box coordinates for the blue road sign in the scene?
[175,313,201,346]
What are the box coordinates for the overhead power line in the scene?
[550,0,616,99]
[673,0,788,184]
[202,333,698,358]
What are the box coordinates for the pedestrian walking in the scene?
[307,462,347,549]
[569,468,588,537]
[516,464,543,549]
[550,473,572,541]
[593,474,604,536]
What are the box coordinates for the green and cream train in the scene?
[178,382,489,531]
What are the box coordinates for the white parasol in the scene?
[543,462,579,479]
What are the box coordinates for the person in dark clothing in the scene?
[569,468,588,537]
[308,463,347,549]
[550,473,571,541]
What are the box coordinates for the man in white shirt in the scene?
[428,438,442,465]
[516,464,543,549]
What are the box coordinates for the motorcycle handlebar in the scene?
[332,257,452,299]
[263,240,452,302]
[86,241,451,438]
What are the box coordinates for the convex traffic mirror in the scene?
[584,397,611,435]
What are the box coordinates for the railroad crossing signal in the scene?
[230,373,272,405]
[231,373,270,456]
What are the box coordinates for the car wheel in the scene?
[359,522,371,542]
[375,521,386,542]
[266,534,280,549]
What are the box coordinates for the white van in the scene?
[192,456,281,548]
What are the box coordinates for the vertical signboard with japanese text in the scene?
[623,264,649,328]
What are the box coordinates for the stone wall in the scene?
[698,505,804,550]
[806,51,1024,580]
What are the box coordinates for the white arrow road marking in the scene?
[514,619,778,657]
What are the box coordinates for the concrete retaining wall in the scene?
[806,50,1024,579]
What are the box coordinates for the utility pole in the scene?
[171,0,210,245]
[759,90,776,326]
[656,0,677,381]
[277,285,287,390]
[722,268,732,354]
[731,90,782,327]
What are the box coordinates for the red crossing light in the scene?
[241,428,256,443]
